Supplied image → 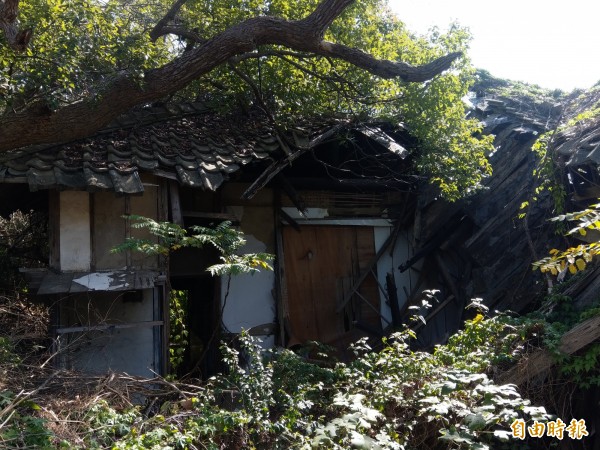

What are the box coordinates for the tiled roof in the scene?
[0,103,332,194]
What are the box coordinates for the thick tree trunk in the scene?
[0,0,460,153]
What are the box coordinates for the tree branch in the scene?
[149,0,189,42]
[0,0,461,152]
[0,0,32,51]
[151,25,206,44]
[318,42,461,82]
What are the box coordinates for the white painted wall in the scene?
[59,191,91,271]
[221,234,276,348]
[374,226,421,327]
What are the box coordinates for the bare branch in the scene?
[304,0,354,39]
[230,49,316,64]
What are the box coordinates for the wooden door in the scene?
[282,226,380,346]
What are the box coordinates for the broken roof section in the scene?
[0,102,408,195]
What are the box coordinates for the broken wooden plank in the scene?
[275,173,307,215]
[386,273,402,327]
[353,290,391,326]
[497,315,600,386]
[242,124,345,200]
[399,215,465,273]
[434,252,460,301]
[336,223,401,313]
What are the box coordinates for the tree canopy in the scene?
[0,0,494,199]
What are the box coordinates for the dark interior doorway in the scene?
[170,275,222,378]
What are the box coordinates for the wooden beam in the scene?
[56,321,164,334]
[169,181,183,226]
[273,190,288,347]
[386,273,402,327]
[242,124,345,200]
[497,315,600,386]
[279,208,301,232]
[275,174,307,215]
[434,252,460,301]
[181,211,238,221]
[399,215,465,273]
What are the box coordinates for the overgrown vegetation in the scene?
[1,215,598,448]
[0,305,556,449]
[2,276,600,448]
[0,210,48,290]
[112,216,273,277]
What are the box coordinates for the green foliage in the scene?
[53,314,553,450]
[0,391,53,448]
[169,290,189,374]
[177,0,494,199]
[3,0,494,199]
[533,201,600,276]
[526,90,600,217]
[10,299,591,449]
[0,210,48,290]
[112,216,274,276]
[532,288,600,389]
[0,0,170,113]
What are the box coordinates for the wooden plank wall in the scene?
[282,226,380,347]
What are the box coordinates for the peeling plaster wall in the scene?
[220,233,276,348]
[59,191,91,271]
[219,197,277,347]
[59,289,158,377]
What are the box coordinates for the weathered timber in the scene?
[386,273,402,327]
[279,207,301,232]
[398,215,465,273]
[497,315,600,386]
[412,294,456,333]
[169,181,183,225]
[336,222,401,313]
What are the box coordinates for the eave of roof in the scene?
[0,102,406,194]
[0,103,303,193]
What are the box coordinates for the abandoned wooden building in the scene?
[2,83,600,383]
[1,103,425,377]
